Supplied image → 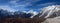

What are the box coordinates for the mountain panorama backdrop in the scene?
[0,0,60,23]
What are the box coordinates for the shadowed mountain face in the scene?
[0,9,46,23]
[0,9,33,18]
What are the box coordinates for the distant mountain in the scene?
[0,9,34,18]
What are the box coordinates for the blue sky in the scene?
[0,0,60,12]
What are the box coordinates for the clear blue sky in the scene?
[0,0,60,12]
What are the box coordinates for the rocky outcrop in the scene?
[42,16,60,23]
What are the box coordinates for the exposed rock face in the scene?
[42,16,60,23]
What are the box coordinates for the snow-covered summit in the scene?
[39,5,60,18]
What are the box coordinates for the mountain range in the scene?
[0,5,60,19]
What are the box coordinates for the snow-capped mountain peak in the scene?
[39,5,60,18]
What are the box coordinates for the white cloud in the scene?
[0,5,18,12]
[9,0,19,5]
[37,2,55,6]
[9,0,32,10]
[0,0,41,12]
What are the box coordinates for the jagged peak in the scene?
[39,5,60,18]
